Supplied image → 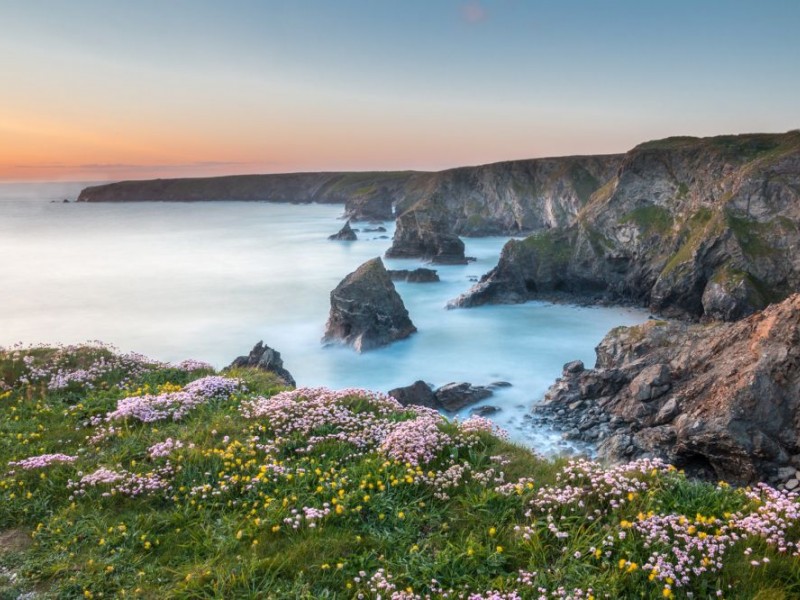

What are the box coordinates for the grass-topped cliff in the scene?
[452,131,800,320]
[2,343,800,598]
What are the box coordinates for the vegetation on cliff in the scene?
[2,343,800,598]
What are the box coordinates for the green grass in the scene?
[619,205,674,236]
[2,344,800,599]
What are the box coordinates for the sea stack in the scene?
[328,219,358,241]
[323,257,416,352]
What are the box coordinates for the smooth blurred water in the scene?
[0,191,647,452]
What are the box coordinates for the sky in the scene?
[1,0,799,181]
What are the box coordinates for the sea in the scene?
[0,182,648,453]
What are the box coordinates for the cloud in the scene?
[460,1,488,23]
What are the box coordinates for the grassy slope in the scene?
[1,345,800,599]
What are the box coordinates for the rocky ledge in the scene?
[322,257,416,352]
[533,293,800,485]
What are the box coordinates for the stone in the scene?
[564,360,585,374]
[328,219,357,241]
[385,194,468,264]
[629,364,672,402]
[228,341,296,387]
[387,268,440,283]
[471,405,500,416]
[787,478,799,490]
[322,257,417,352]
[388,381,437,409]
[434,382,493,412]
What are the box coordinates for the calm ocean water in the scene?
[0,183,647,452]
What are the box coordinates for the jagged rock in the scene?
[328,220,357,241]
[228,341,296,387]
[322,257,416,352]
[564,360,585,374]
[386,194,468,264]
[388,381,437,409]
[434,382,493,411]
[534,294,800,484]
[451,132,800,319]
[388,268,440,283]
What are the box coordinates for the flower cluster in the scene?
[69,465,173,498]
[8,453,77,470]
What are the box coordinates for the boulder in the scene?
[471,405,501,416]
[388,268,440,283]
[328,220,357,241]
[388,381,437,409]
[228,341,296,387]
[434,382,493,412]
[322,257,417,352]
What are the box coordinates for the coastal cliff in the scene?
[451,131,800,320]
[535,293,800,485]
[77,171,418,220]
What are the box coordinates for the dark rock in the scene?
[434,382,493,411]
[228,341,296,387]
[488,381,512,388]
[471,405,501,416]
[322,257,416,352]
[564,360,585,374]
[388,268,440,283]
[329,219,357,241]
[363,226,387,233]
[388,381,436,409]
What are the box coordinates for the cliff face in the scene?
[452,132,800,320]
[535,294,800,484]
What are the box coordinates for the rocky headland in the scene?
[322,257,416,352]
[534,293,800,485]
[451,132,800,321]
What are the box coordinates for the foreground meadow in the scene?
[1,344,799,599]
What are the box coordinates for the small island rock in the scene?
[387,268,440,283]
[323,257,417,352]
[328,220,357,241]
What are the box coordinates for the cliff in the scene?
[535,293,800,485]
[77,171,418,220]
[452,131,800,320]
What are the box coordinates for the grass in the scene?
[619,205,674,236]
[2,343,800,599]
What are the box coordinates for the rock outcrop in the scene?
[328,220,357,241]
[387,268,440,283]
[534,294,800,484]
[388,380,494,412]
[385,194,467,264]
[228,341,296,387]
[452,132,800,320]
[322,258,416,352]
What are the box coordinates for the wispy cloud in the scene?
[460,1,488,24]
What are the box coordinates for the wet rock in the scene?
[322,257,416,352]
[564,360,585,374]
[488,381,512,389]
[471,405,501,416]
[386,194,467,264]
[228,341,296,387]
[329,219,357,241]
[388,268,440,283]
[363,226,387,233]
[388,381,437,409]
[434,382,493,411]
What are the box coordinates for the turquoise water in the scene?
[0,190,647,451]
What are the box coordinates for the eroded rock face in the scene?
[228,341,296,387]
[534,294,800,484]
[452,132,800,320]
[322,258,416,352]
[328,220,357,241]
[388,381,437,409]
[388,268,440,283]
[386,195,467,264]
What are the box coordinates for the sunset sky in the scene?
[2,0,799,182]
